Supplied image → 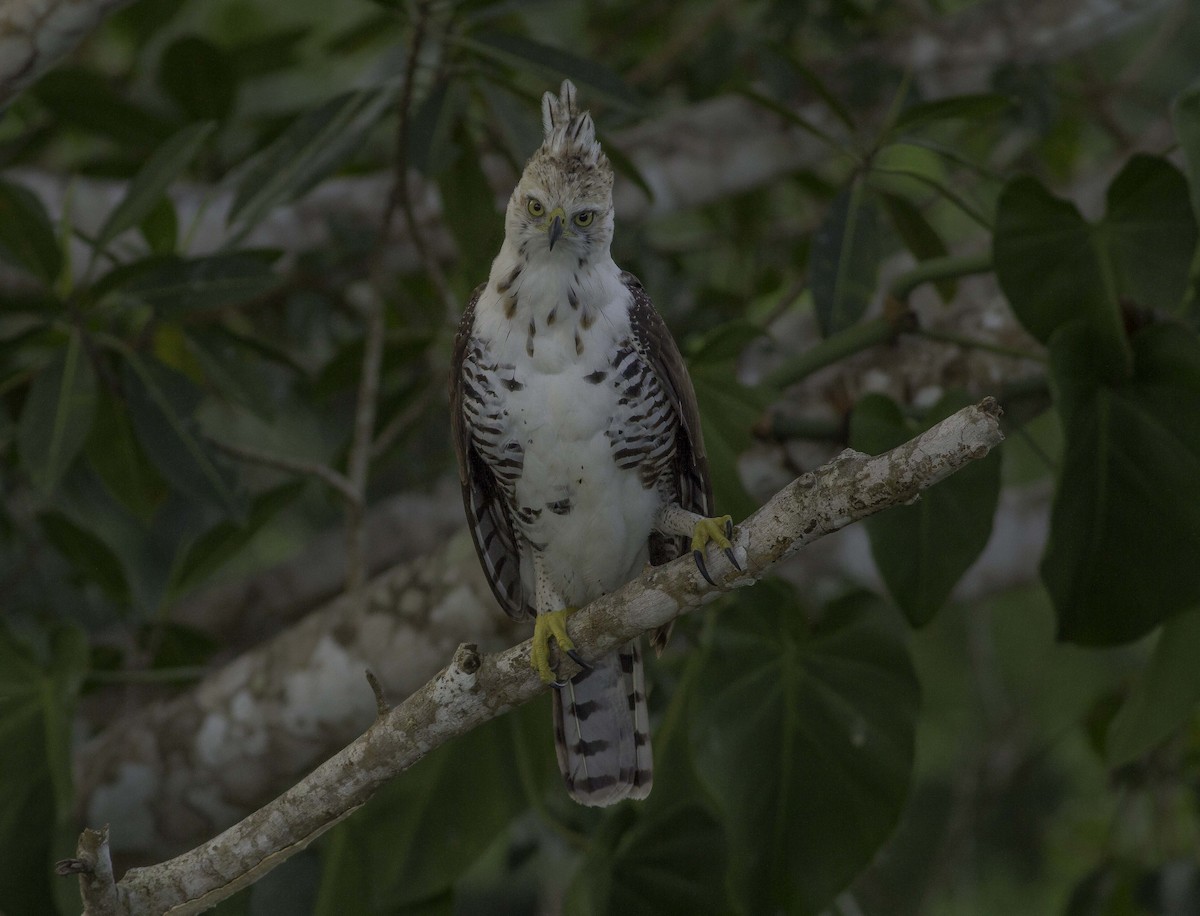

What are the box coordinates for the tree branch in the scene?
[68,399,1004,915]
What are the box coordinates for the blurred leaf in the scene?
[772,48,857,131]
[1172,78,1200,223]
[994,175,1126,364]
[992,160,1192,370]
[228,87,396,235]
[437,126,503,280]
[565,803,731,916]
[32,66,176,146]
[0,180,61,284]
[121,353,243,518]
[889,93,1013,135]
[159,36,236,122]
[314,712,526,912]
[599,134,654,203]
[113,252,279,316]
[739,87,841,148]
[1100,155,1197,315]
[689,362,768,522]
[879,192,955,302]
[96,121,215,251]
[140,195,179,254]
[170,481,304,597]
[477,79,545,166]
[38,510,130,603]
[811,180,881,337]
[1044,322,1200,645]
[686,319,767,364]
[407,79,464,176]
[690,584,918,915]
[227,27,309,79]
[0,624,87,915]
[850,391,1001,626]
[464,33,638,109]
[1106,607,1200,767]
[84,389,165,521]
[17,329,97,495]
[138,621,218,669]
[183,328,279,418]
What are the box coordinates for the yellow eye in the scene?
[573,211,595,227]
[527,198,545,217]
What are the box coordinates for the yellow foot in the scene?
[531,606,580,685]
[691,515,742,586]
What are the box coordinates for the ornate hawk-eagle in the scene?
[450,80,739,806]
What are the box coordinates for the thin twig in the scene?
[370,376,437,460]
[208,437,360,507]
[344,290,386,590]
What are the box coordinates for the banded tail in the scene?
[552,641,652,806]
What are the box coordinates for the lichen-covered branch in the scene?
[67,399,1004,915]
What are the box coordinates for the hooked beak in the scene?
[547,209,565,250]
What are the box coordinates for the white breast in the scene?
[472,252,664,605]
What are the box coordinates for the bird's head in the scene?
[506,80,615,262]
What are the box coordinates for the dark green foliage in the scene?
[690,585,919,914]
[1043,323,1200,644]
[810,179,881,337]
[3,2,1200,914]
[851,391,1001,626]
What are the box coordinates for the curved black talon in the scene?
[725,547,743,572]
[694,549,717,586]
[566,648,591,670]
[724,518,734,539]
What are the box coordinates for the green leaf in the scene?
[170,481,304,597]
[690,584,919,914]
[313,710,527,912]
[84,388,165,521]
[1100,154,1197,315]
[1171,78,1200,224]
[1044,322,1200,645]
[463,33,638,109]
[17,330,97,495]
[121,353,243,518]
[992,161,1193,367]
[407,79,464,176]
[738,87,843,149]
[0,179,61,284]
[851,391,1001,626]
[96,121,216,251]
[879,192,955,302]
[436,127,503,280]
[227,87,395,235]
[993,175,1127,367]
[1105,607,1200,767]
[32,66,176,146]
[0,624,88,915]
[112,252,278,316]
[811,180,881,337]
[159,36,236,122]
[38,511,130,603]
[140,195,179,254]
[565,802,731,916]
[889,93,1013,135]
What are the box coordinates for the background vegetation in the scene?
[2,0,1199,913]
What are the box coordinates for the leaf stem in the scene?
[765,307,915,389]
[888,251,992,302]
